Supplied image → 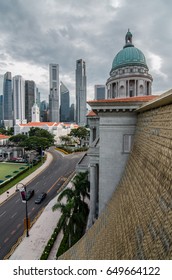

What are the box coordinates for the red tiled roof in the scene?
[19,122,56,127]
[0,134,10,139]
[87,95,158,104]
[87,110,97,117]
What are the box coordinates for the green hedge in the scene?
[40,227,61,260]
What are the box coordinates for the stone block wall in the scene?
[59,103,172,259]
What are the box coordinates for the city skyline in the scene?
[0,0,172,104]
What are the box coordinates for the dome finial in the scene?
[124,29,134,48]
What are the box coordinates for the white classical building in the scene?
[0,134,10,146]
[106,30,153,98]
[77,30,157,228]
[14,122,78,144]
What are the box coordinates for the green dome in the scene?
[111,46,148,71]
[111,30,148,73]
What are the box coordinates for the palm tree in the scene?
[71,171,90,201]
[52,171,90,255]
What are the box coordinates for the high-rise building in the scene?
[13,75,26,124]
[94,85,106,100]
[3,72,13,127]
[75,59,87,126]
[0,95,3,127]
[0,75,4,127]
[36,88,41,108]
[69,103,75,122]
[60,81,70,122]
[49,64,59,122]
[40,100,48,122]
[0,74,3,95]
[25,80,35,122]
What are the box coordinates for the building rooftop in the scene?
[0,134,10,139]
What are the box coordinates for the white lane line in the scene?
[0,211,6,217]
[11,212,17,219]
[35,182,39,186]
[15,198,20,203]
[35,189,39,193]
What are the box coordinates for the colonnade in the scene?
[108,79,151,98]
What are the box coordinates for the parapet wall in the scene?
[60,101,172,260]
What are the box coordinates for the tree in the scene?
[59,135,72,146]
[71,171,90,202]
[69,127,89,146]
[9,134,28,145]
[22,136,50,150]
[29,127,54,145]
[52,171,90,256]
[0,127,14,136]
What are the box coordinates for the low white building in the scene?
[0,134,10,146]
[14,122,78,144]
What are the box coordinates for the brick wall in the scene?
[60,103,172,260]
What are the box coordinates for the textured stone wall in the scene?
[59,103,172,260]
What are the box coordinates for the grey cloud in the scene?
[0,0,172,100]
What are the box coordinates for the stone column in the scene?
[89,127,93,145]
[87,163,97,229]
[134,80,137,96]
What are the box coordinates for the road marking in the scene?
[11,230,16,235]
[47,176,62,194]
[11,212,17,219]
[4,237,9,243]
[15,198,20,203]
[0,211,6,217]
[32,207,35,211]
[35,182,39,186]
[35,189,39,193]
[17,223,21,228]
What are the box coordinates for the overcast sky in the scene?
[0,0,172,104]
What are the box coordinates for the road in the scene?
[0,148,83,260]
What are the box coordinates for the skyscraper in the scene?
[25,80,35,122]
[49,64,59,122]
[94,85,106,100]
[75,59,87,126]
[40,100,48,122]
[3,72,13,127]
[0,75,4,127]
[0,95,3,127]
[60,81,70,122]
[36,88,41,108]
[13,75,26,124]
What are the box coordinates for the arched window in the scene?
[119,85,125,97]
[139,85,144,95]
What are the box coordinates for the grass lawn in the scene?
[0,162,28,182]
[0,159,44,195]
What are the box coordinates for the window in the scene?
[52,68,57,80]
[123,134,133,153]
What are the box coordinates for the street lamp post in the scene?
[16,182,29,237]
